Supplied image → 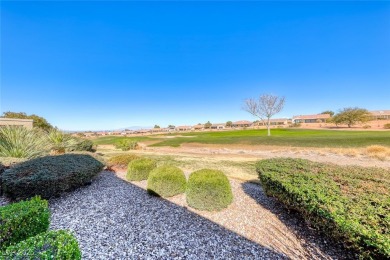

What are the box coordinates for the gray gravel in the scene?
[49,171,287,259]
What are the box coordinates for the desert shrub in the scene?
[0,126,49,159]
[3,230,81,260]
[384,123,390,129]
[186,169,233,211]
[365,145,390,161]
[115,139,139,151]
[0,196,50,249]
[126,158,157,181]
[68,138,95,152]
[2,154,104,200]
[107,154,139,168]
[363,124,371,129]
[289,123,301,128]
[47,129,78,154]
[256,158,390,259]
[147,165,186,197]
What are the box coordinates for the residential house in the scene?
[369,110,390,120]
[292,114,331,123]
[255,118,292,126]
[192,124,204,131]
[0,118,33,129]
[176,126,192,131]
[211,123,225,130]
[232,120,253,128]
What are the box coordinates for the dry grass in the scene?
[365,145,390,161]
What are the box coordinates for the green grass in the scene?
[149,129,390,148]
[92,136,152,145]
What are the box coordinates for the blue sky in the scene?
[1,1,389,131]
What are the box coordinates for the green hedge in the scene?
[126,158,157,181]
[107,154,139,169]
[0,196,50,250]
[256,158,390,259]
[147,165,186,197]
[186,169,233,211]
[1,154,104,200]
[2,230,81,260]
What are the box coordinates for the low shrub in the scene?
[2,154,104,200]
[147,165,186,197]
[362,124,371,129]
[256,158,390,259]
[68,138,95,152]
[384,123,390,129]
[107,154,139,169]
[3,230,81,259]
[115,139,139,151]
[126,158,156,181]
[186,169,233,211]
[289,123,301,128]
[0,196,50,249]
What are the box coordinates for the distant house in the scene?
[369,110,390,120]
[232,120,253,128]
[211,123,225,130]
[292,114,331,123]
[176,126,192,131]
[255,118,292,126]
[0,118,33,129]
[192,124,204,131]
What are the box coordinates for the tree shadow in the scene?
[241,181,356,260]
[48,171,288,259]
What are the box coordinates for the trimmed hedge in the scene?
[186,169,233,211]
[256,158,390,259]
[3,230,81,260]
[107,154,139,169]
[126,158,157,181]
[1,154,104,200]
[0,196,50,250]
[147,165,186,197]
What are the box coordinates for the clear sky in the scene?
[1,1,389,131]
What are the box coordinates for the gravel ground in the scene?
[49,171,287,259]
[123,172,354,260]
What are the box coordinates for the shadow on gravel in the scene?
[241,181,356,260]
[49,171,287,259]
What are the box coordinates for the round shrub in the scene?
[186,169,233,211]
[4,230,81,260]
[1,154,104,200]
[126,158,157,181]
[147,165,186,197]
[107,154,139,169]
[0,196,50,249]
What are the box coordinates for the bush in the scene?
[147,165,186,197]
[384,123,390,129]
[0,126,49,159]
[0,196,50,249]
[1,154,104,200]
[363,124,371,129]
[256,158,390,259]
[126,158,156,181]
[289,123,301,128]
[115,139,139,151]
[3,230,81,259]
[186,169,233,211]
[107,154,139,169]
[68,138,95,152]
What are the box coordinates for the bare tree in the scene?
[243,94,285,136]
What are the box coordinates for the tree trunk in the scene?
[267,117,271,136]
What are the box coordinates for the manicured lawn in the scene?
[150,129,390,148]
[92,136,153,145]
